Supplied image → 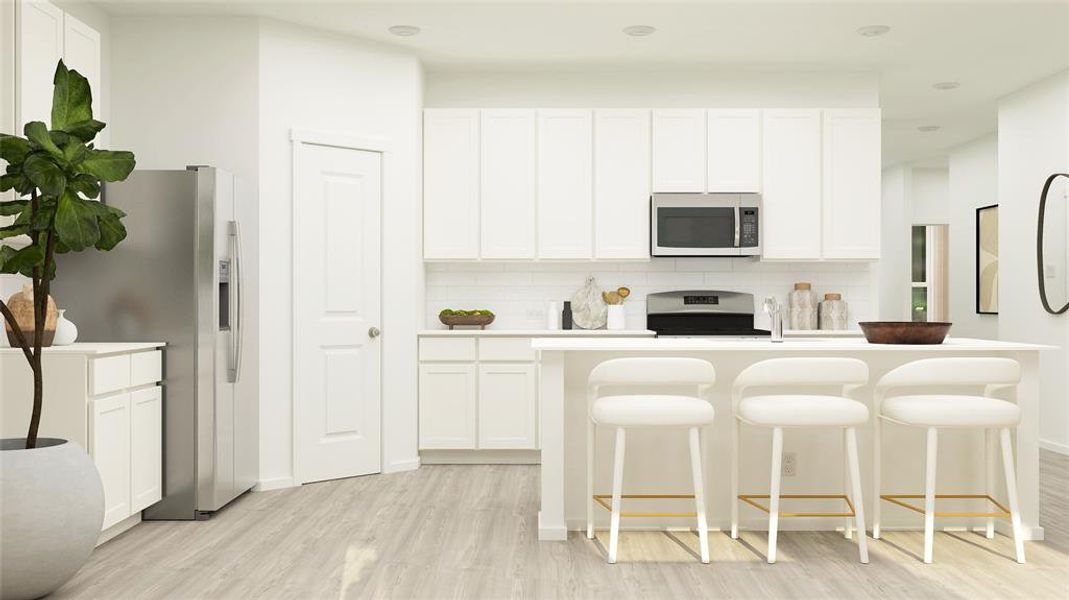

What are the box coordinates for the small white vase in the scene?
[53,309,78,346]
[606,305,626,330]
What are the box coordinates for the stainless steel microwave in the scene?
[650,193,761,257]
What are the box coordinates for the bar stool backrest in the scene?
[874,357,1020,401]
[731,357,869,408]
[587,357,716,400]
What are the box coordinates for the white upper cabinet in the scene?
[594,109,651,260]
[822,109,882,259]
[423,109,480,259]
[537,110,593,259]
[16,0,64,129]
[62,12,101,120]
[652,109,705,192]
[480,109,537,259]
[761,109,823,260]
[707,109,761,193]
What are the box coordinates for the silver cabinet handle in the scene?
[228,220,243,383]
[368,327,381,339]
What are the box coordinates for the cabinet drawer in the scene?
[419,337,477,361]
[478,338,536,362]
[129,350,162,387]
[90,355,131,396]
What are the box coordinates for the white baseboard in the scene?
[420,449,541,465]
[1039,438,1069,456]
[385,457,421,473]
[253,476,296,492]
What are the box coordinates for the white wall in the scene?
[878,165,911,320]
[910,168,949,225]
[997,70,1069,454]
[947,135,999,339]
[257,19,424,483]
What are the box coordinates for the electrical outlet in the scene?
[781,452,797,477]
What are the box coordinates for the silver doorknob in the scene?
[368,327,381,338]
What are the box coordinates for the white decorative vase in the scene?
[1,438,104,600]
[788,282,819,330]
[819,293,849,330]
[606,305,626,330]
[53,309,78,346]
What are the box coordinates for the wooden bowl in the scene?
[439,314,495,330]
[858,321,952,345]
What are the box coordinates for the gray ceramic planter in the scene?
[1,438,104,600]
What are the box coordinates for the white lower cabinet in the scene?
[130,387,163,512]
[418,363,477,449]
[90,393,131,530]
[418,337,539,451]
[478,363,537,449]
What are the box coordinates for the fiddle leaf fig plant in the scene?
[0,60,136,449]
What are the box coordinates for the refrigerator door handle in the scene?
[228,220,243,383]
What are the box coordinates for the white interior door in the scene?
[296,143,382,484]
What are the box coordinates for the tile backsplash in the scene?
[425,258,875,330]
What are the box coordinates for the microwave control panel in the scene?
[740,208,759,248]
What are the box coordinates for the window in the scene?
[911,225,948,322]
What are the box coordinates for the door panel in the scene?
[90,393,131,530]
[537,109,593,258]
[652,109,705,192]
[418,364,477,449]
[297,144,382,483]
[594,109,651,260]
[480,109,536,258]
[15,0,63,129]
[130,387,162,512]
[423,109,480,259]
[478,364,537,449]
[822,108,881,259]
[707,109,761,193]
[761,109,822,260]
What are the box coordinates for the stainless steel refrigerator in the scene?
[53,166,257,519]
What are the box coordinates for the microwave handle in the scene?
[733,205,741,247]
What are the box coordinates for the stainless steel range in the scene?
[646,291,771,337]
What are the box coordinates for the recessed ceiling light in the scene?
[623,25,657,37]
[932,81,960,91]
[917,125,941,132]
[856,25,891,37]
[388,25,421,37]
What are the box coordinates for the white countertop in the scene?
[0,342,164,355]
[532,336,1051,352]
[418,329,656,337]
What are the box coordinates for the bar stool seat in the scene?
[738,394,869,427]
[881,395,1021,427]
[592,395,715,427]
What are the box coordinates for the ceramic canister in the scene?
[788,282,818,330]
[819,293,849,331]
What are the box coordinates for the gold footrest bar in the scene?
[592,494,697,518]
[738,494,856,518]
[880,494,1011,518]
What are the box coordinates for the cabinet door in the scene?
[130,387,162,513]
[90,393,131,530]
[419,364,477,449]
[478,363,537,450]
[707,109,761,192]
[822,108,881,260]
[594,109,651,260]
[652,109,705,192]
[62,12,101,122]
[15,0,64,130]
[423,109,480,259]
[480,109,536,259]
[538,109,593,258]
[761,109,823,260]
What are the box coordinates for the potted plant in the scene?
[0,60,135,600]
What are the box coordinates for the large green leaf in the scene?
[95,212,127,251]
[55,192,100,251]
[0,175,28,194]
[50,60,93,130]
[22,153,66,196]
[77,149,135,182]
[0,134,31,164]
[69,174,100,199]
[62,138,88,165]
[0,199,28,216]
[0,244,44,276]
[63,119,106,143]
[23,122,62,159]
[0,223,30,239]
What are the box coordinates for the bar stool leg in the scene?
[872,416,882,540]
[842,428,852,540]
[688,427,710,563]
[924,427,938,564]
[999,427,1026,564]
[846,427,869,564]
[730,418,740,539]
[767,426,783,564]
[587,418,596,540]
[608,427,627,564]
[985,428,996,539]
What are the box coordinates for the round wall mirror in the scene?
[1038,173,1069,314]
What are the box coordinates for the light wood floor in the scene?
[53,451,1069,599]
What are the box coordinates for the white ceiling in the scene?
[96,0,1069,166]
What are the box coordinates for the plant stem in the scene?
[0,299,33,363]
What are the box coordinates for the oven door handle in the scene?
[733,205,741,247]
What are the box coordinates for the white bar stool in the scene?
[585,357,716,564]
[872,357,1025,564]
[730,357,870,564]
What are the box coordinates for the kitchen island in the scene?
[533,336,1049,542]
